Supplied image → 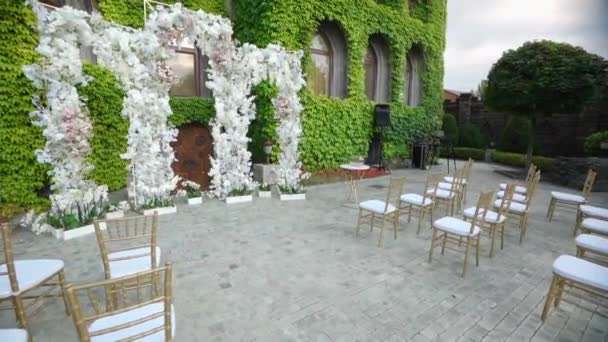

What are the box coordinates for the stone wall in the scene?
[545,157,608,191]
[444,94,608,156]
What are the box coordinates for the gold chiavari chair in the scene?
[547,169,597,222]
[464,184,514,257]
[356,177,406,247]
[399,174,440,235]
[442,158,473,204]
[498,163,536,195]
[0,223,69,333]
[66,263,175,341]
[430,168,466,215]
[494,170,541,244]
[429,191,494,277]
[94,214,160,281]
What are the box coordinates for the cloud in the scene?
[444,0,608,91]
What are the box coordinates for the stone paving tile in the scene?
[1,160,608,341]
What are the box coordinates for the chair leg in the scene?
[355,209,363,237]
[393,212,398,240]
[500,223,505,250]
[462,238,471,277]
[553,278,565,308]
[549,199,557,222]
[418,208,424,234]
[58,270,70,316]
[12,296,28,330]
[576,247,584,258]
[429,207,433,230]
[518,215,525,244]
[546,198,554,220]
[541,275,559,321]
[428,227,437,262]
[573,210,582,236]
[408,204,412,223]
[370,213,375,232]
[463,184,467,204]
[475,236,480,267]
[441,233,447,255]
[378,215,386,247]
[489,225,496,258]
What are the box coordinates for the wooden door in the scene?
[171,124,213,189]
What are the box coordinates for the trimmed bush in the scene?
[442,147,485,161]
[491,151,555,171]
[458,124,485,148]
[442,114,458,145]
[584,130,608,155]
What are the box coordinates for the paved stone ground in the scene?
[2,160,608,341]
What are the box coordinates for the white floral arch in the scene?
[25,1,305,212]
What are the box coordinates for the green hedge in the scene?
[168,97,215,127]
[0,2,49,210]
[584,130,608,155]
[441,147,485,161]
[491,151,556,171]
[79,64,128,191]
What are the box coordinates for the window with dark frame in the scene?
[308,32,333,97]
[364,46,378,101]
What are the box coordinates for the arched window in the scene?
[308,22,348,98]
[365,35,391,102]
[405,48,424,106]
[309,33,332,96]
[364,47,377,100]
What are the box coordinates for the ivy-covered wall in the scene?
[0,2,49,210]
[235,0,447,171]
[79,63,129,191]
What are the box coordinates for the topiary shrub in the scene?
[491,151,555,171]
[584,130,608,155]
[499,116,533,154]
[442,113,458,145]
[458,124,485,148]
[79,64,128,191]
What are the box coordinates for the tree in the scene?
[485,40,607,167]
[442,113,459,145]
[475,79,488,100]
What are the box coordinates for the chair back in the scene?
[469,191,494,234]
[524,170,541,210]
[447,168,466,196]
[423,174,442,203]
[581,169,597,199]
[525,164,537,183]
[0,223,19,293]
[384,177,407,212]
[495,184,515,220]
[66,263,173,342]
[94,214,158,280]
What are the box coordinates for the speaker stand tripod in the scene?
[377,128,389,173]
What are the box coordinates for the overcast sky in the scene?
[444,0,608,92]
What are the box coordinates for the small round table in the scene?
[340,163,370,205]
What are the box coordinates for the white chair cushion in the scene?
[427,188,455,199]
[433,217,480,236]
[575,234,608,255]
[499,183,527,194]
[552,255,608,292]
[0,329,27,342]
[108,247,162,279]
[580,205,608,220]
[494,199,526,213]
[89,303,175,342]
[550,191,585,204]
[582,218,608,235]
[0,259,64,298]
[496,191,527,203]
[400,193,432,206]
[442,177,467,185]
[359,200,396,214]
[463,207,506,224]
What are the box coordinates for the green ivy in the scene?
[79,64,129,191]
[0,2,49,210]
[168,97,215,127]
[98,0,225,28]
[234,0,446,171]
